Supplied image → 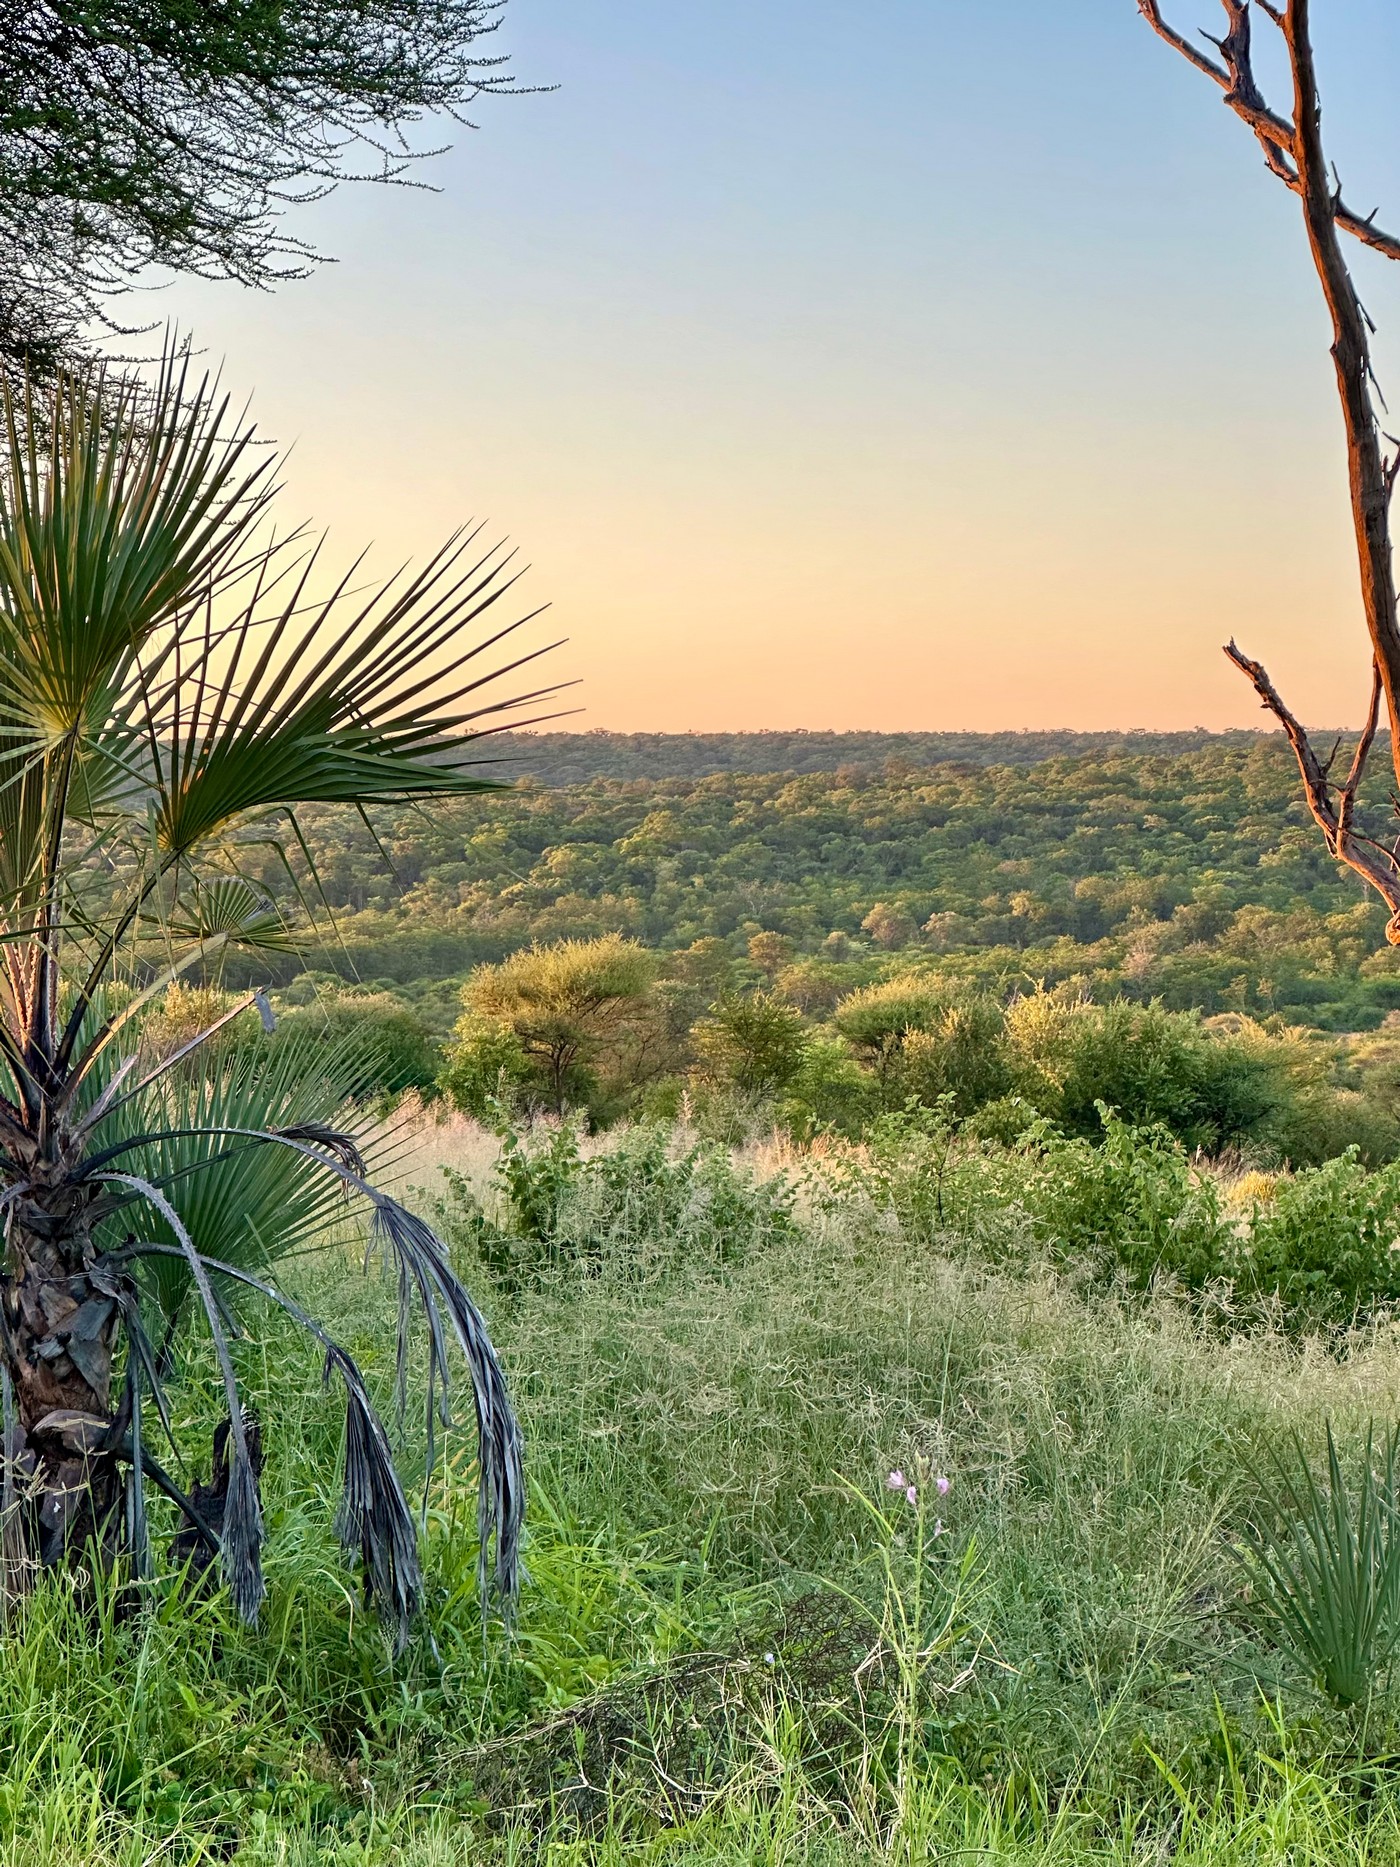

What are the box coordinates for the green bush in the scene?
[1016,1109,1234,1289]
[1046,1000,1287,1153]
[691,992,811,1099]
[834,978,1011,1114]
[437,1120,798,1289]
[442,935,671,1125]
[258,987,441,1103]
[1268,1084,1400,1172]
[812,1104,1233,1294]
[807,1101,1023,1246]
[826,985,1351,1161]
[813,1095,1400,1326]
[1242,1150,1400,1324]
[436,1014,535,1119]
[900,999,1013,1116]
[835,978,959,1081]
[778,1036,875,1139]
[1242,1421,1400,1710]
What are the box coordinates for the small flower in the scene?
[763,1651,776,1665]
[886,1470,907,1491]
[905,1484,918,1505]
[936,1475,951,1496]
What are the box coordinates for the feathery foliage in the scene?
[0,0,523,366]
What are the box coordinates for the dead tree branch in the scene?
[1137,1,1400,259]
[1224,641,1400,931]
[1336,659,1383,846]
[1140,0,1400,941]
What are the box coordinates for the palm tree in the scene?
[0,349,549,1641]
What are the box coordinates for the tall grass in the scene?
[5,1115,1400,1859]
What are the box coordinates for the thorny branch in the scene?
[1139,0,1400,941]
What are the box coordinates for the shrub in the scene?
[1016,1109,1234,1290]
[1048,1000,1286,1152]
[265,988,442,1102]
[691,992,810,1099]
[835,979,1011,1115]
[1242,1150,1400,1324]
[1241,1422,1400,1710]
[779,1037,875,1139]
[438,1120,798,1289]
[835,978,960,1096]
[1269,1082,1400,1170]
[900,999,1013,1116]
[442,936,673,1124]
[808,1101,1020,1246]
[811,1103,1233,1292]
[141,982,253,1068]
[437,1014,535,1119]
[815,1099,1400,1325]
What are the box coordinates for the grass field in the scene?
[9,1114,1400,1863]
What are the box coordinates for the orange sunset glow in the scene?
[147,0,1400,734]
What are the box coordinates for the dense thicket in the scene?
[234,736,1400,1033]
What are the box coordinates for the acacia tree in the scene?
[1137,0,1400,941]
[691,993,809,1101]
[449,935,659,1117]
[0,349,550,1638]
[0,0,522,365]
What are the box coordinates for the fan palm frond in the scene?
[88,1028,380,1314]
[0,345,543,1643]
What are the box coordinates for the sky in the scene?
[150,0,1400,733]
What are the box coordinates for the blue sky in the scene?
[154,1,1400,730]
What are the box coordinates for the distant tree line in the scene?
[208,739,1400,1034]
[483,727,1293,786]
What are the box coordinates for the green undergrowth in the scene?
[805,1103,1400,1328]
[11,1121,1400,1859]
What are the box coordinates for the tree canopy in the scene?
[0,0,519,363]
[446,935,661,1117]
[217,736,1400,1034]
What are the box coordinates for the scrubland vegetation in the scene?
[13,0,1400,1850]
[240,734,1400,1034]
[22,1100,1400,1863]
[28,732,1400,1863]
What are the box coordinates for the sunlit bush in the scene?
[436,1119,797,1289]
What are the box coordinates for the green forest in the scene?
[143,728,1394,1187]
[255,731,1399,1029]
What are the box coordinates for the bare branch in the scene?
[1137,0,1239,87]
[1137,0,1400,261]
[1283,0,1400,730]
[1137,0,1295,147]
[1224,641,1400,935]
[1144,2,1400,937]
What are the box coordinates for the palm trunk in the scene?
[3,1195,122,1570]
